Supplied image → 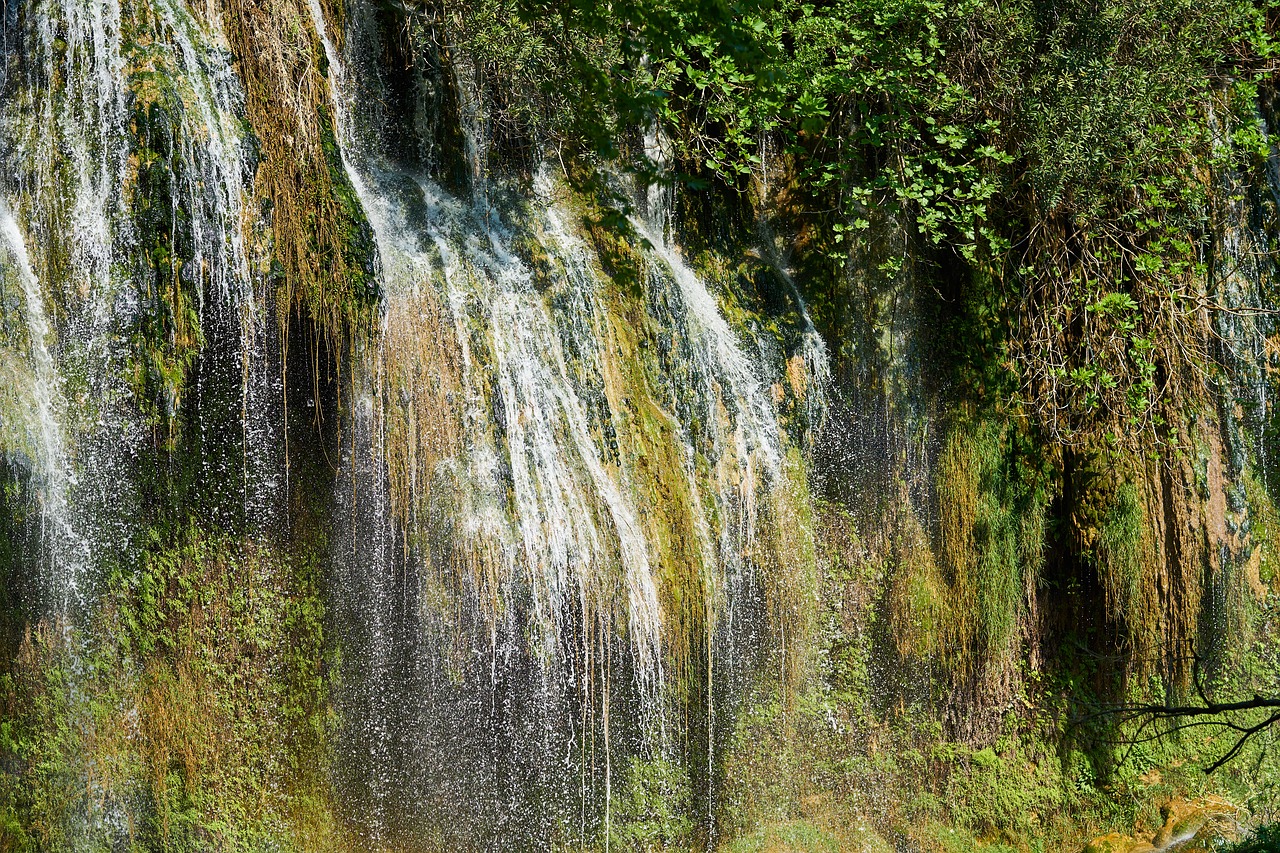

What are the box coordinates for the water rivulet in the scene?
[2,0,1280,851]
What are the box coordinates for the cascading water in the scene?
[302,0,827,846]
[0,0,134,611]
[7,1,1280,850]
[2,0,826,844]
[0,0,287,844]
[143,0,284,531]
[0,0,280,593]
[0,202,87,606]
[1213,106,1279,485]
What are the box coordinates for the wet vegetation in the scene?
[1,0,1280,850]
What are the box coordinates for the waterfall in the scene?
[0,0,827,844]
[309,0,674,827]
[147,0,283,530]
[0,0,278,608]
[300,1,825,844]
[0,0,283,843]
[1213,105,1278,483]
[0,0,134,612]
[7,1,1280,849]
[0,202,88,606]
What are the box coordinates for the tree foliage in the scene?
[436,0,1280,450]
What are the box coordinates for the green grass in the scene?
[1220,825,1280,853]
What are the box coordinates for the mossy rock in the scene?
[1082,834,1155,853]
[1083,798,1243,853]
[723,819,891,853]
[1151,796,1241,852]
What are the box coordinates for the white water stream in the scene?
[304,0,823,842]
[1,0,829,842]
[0,202,90,607]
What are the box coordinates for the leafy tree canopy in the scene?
[444,0,1280,447]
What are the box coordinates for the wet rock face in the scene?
[1083,797,1243,853]
[1,0,830,844]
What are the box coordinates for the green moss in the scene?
[903,413,1049,668]
[1095,481,1146,626]
[914,823,1022,853]
[1246,472,1279,590]
[608,756,695,851]
[0,625,140,852]
[0,520,339,851]
[722,819,880,853]
[586,206,648,299]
